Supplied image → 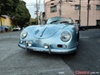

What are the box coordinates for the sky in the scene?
[23,0,44,18]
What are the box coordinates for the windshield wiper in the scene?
[60,21,69,24]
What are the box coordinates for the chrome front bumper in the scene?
[18,43,77,54]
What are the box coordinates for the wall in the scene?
[45,0,100,26]
[0,16,13,27]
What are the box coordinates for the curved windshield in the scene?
[46,17,74,24]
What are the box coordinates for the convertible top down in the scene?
[18,16,79,54]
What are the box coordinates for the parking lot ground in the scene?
[0,29,100,75]
[61,29,100,75]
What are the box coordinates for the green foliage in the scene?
[0,0,31,28]
[13,1,30,28]
[0,0,18,15]
[29,18,36,25]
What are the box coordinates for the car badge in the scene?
[40,27,47,37]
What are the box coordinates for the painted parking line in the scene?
[80,36,89,39]
[38,68,74,75]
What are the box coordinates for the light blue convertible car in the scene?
[18,16,79,54]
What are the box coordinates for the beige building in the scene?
[44,0,100,27]
[0,15,13,27]
[0,15,14,32]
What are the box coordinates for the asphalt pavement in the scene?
[61,29,100,75]
[0,31,74,75]
[0,29,100,75]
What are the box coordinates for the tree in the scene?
[13,1,30,28]
[0,0,31,29]
[0,0,19,15]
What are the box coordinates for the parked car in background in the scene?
[12,27,21,31]
[18,16,79,54]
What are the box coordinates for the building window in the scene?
[75,5,80,10]
[51,0,55,1]
[96,20,100,25]
[51,3,54,5]
[96,5,100,10]
[50,5,57,13]
[66,0,73,2]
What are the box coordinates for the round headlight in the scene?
[60,31,71,42]
[20,31,28,39]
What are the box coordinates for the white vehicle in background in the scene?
[12,27,21,31]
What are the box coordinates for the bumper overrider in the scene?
[18,40,77,54]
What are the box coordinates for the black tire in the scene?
[77,32,79,42]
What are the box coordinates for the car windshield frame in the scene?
[46,17,74,25]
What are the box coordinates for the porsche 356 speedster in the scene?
[18,16,79,54]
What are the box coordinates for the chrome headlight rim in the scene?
[20,31,28,39]
[60,31,71,42]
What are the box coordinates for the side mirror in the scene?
[75,22,80,28]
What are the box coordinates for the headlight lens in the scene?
[60,31,71,42]
[20,31,28,39]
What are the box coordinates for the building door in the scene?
[96,20,100,26]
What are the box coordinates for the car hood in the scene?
[33,24,66,39]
